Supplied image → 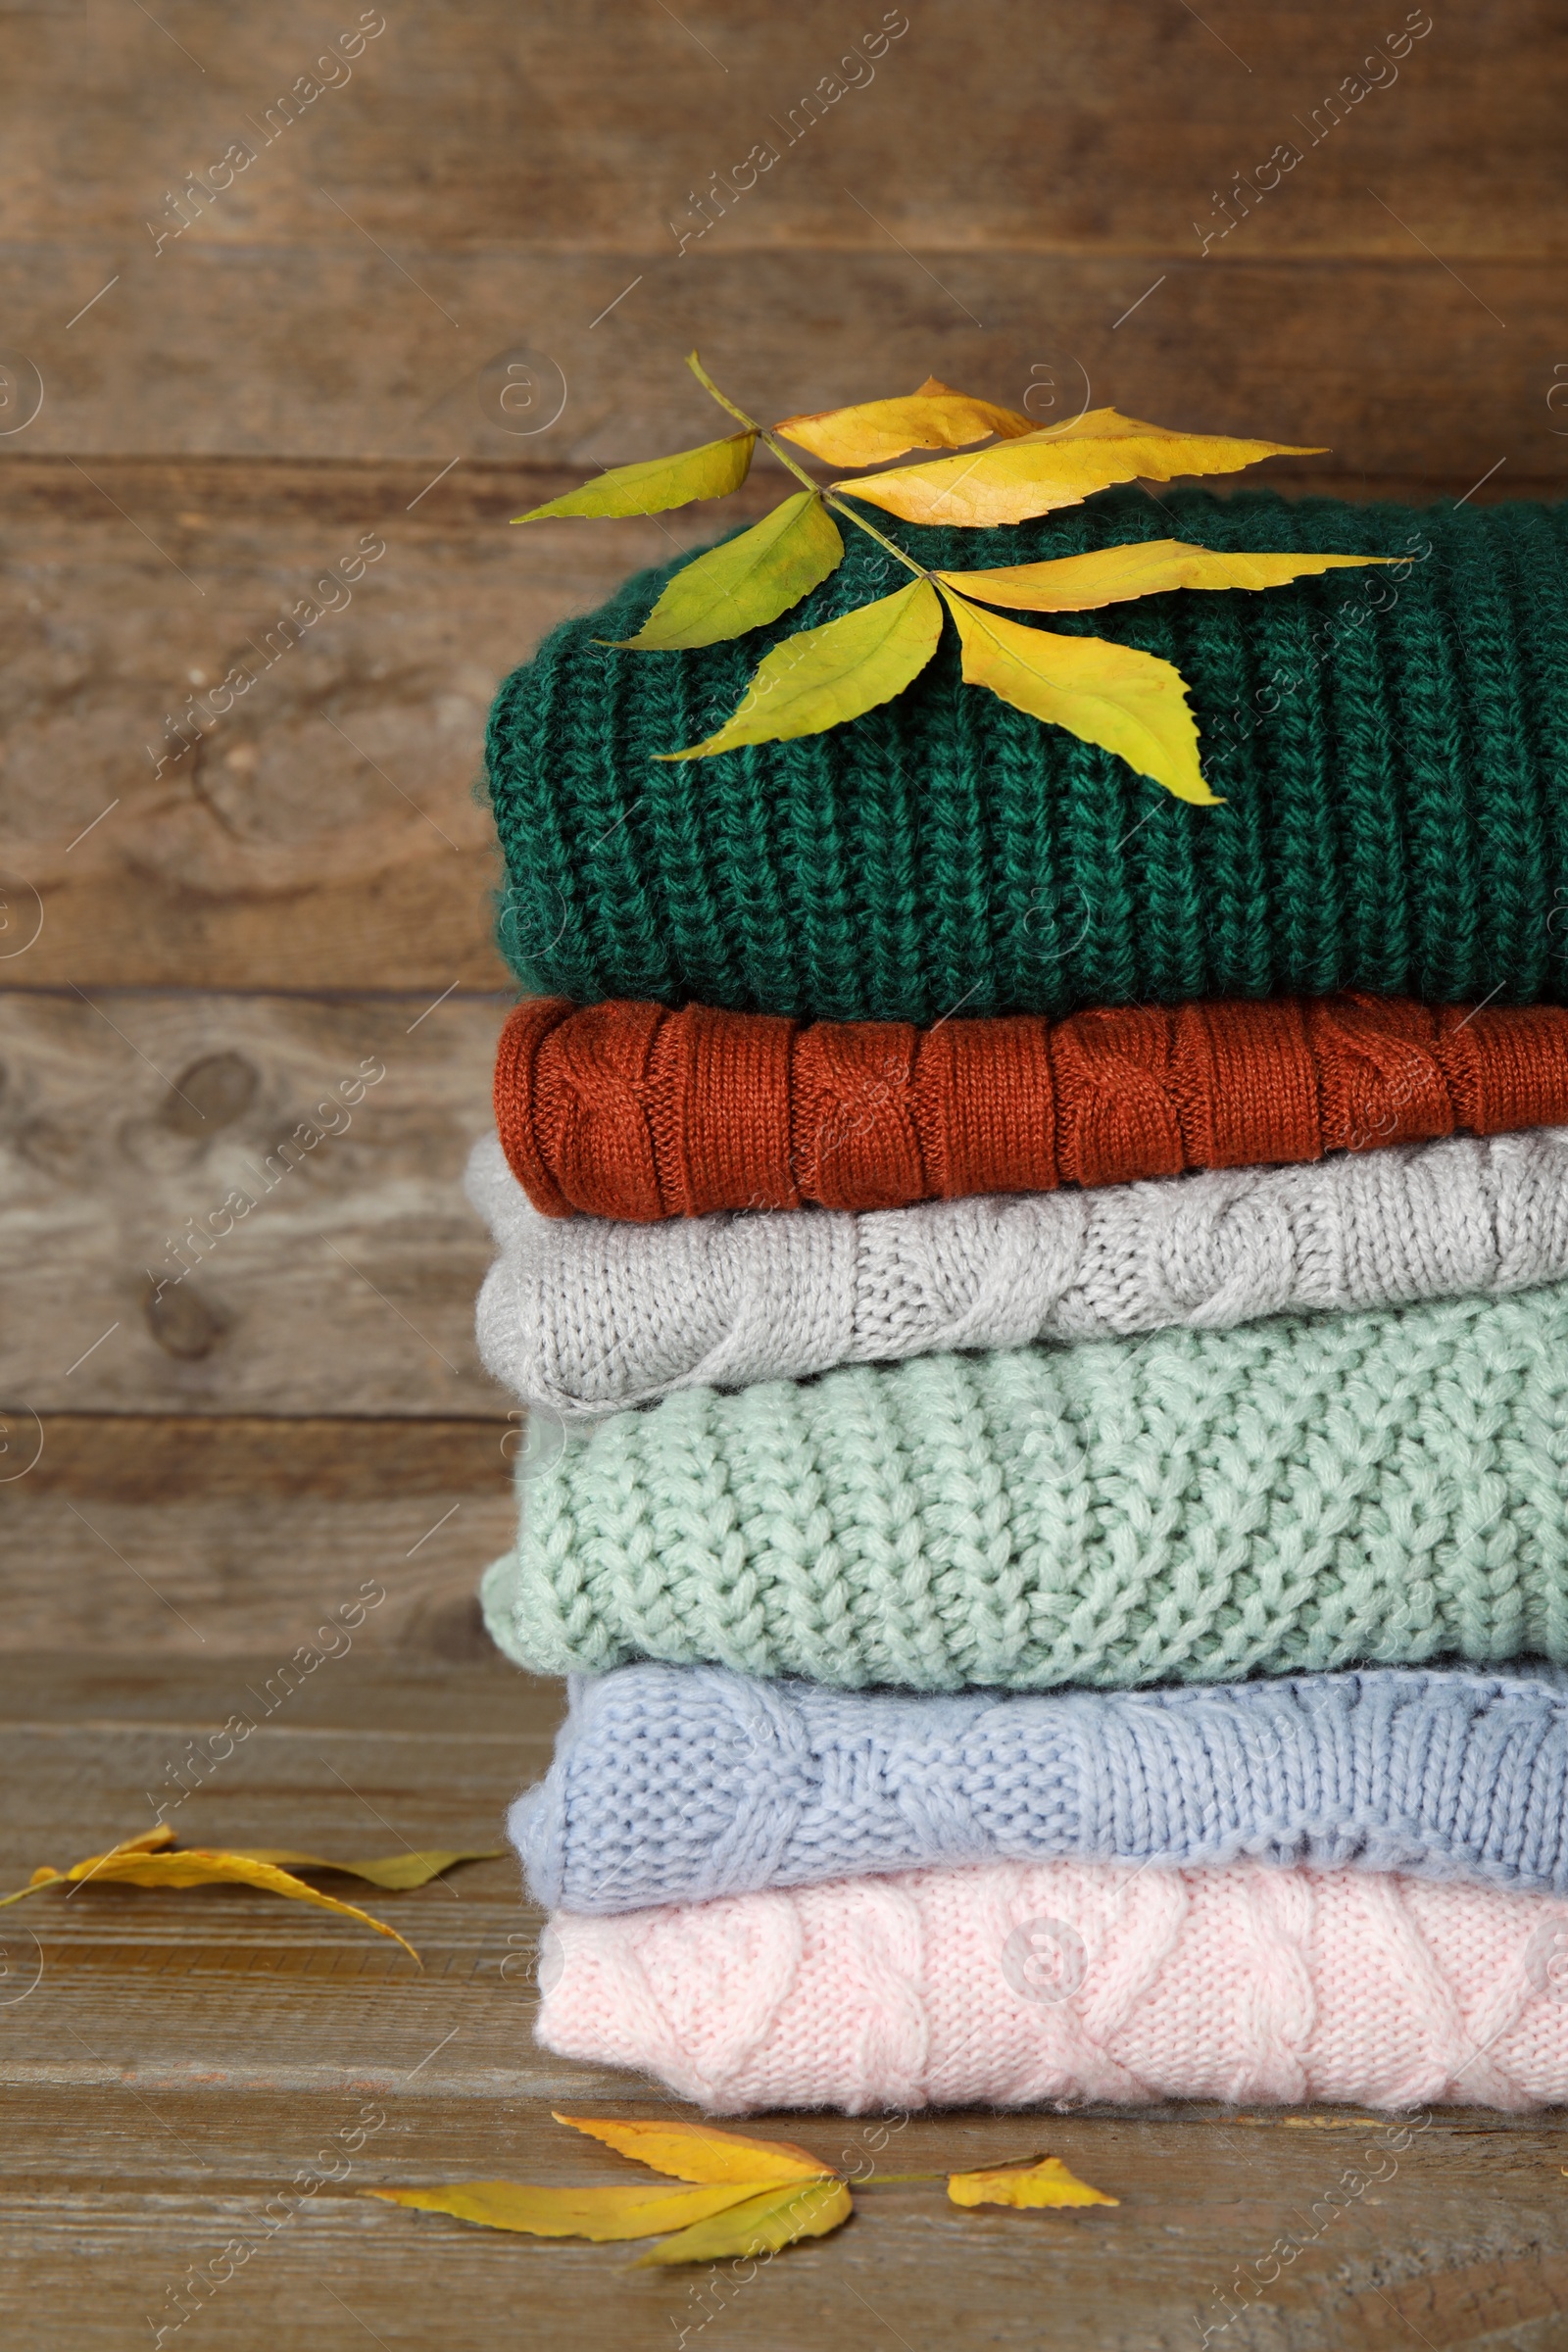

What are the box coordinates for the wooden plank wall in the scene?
[2,0,1564,1656]
[5,16,1568,2347]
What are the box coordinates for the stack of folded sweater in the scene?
[474,483,1568,2114]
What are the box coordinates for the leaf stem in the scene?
[684,351,758,433]
[685,350,929,582]
[0,1876,60,1909]
[820,490,929,580]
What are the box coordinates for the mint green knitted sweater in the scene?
[481,1277,1568,1691]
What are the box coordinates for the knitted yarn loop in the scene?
[493,991,1568,1221]
[481,1273,1568,1693]
[514,1661,1568,1914]
[467,1124,1568,1413]
[535,1859,1568,2113]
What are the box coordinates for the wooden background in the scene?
[3,4,1567,2343]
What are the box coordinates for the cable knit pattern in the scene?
[485,487,1568,1024]
[479,1276,1568,1690]
[468,1125,1568,1413]
[493,992,1568,1221]
[512,1662,1568,1914]
[533,1858,1568,2112]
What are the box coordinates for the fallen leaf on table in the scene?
[554,2112,831,2183]
[368,2180,766,2240]
[633,2175,852,2266]
[232,1847,502,1889]
[0,1824,420,1963]
[368,2112,844,2266]
[948,2155,1119,2210]
[369,2114,1121,2266]
[1277,2116,1390,2130]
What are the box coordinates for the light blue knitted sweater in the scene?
[512,1662,1568,1915]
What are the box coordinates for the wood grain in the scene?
[0,458,785,993]
[6,0,1560,258]
[0,992,513,1415]
[0,467,721,993]
[2,2115,1563,2352]
[6,7,1566,2342]
[0,1657,1565,2352]
[1,1,1561,482]
[0,1646,544,1732]
[6,244,1561,472]
[0,1420,519,1655]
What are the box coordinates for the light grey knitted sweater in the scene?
[466,1126,1568,1416]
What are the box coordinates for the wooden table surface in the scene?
[4,5,1567,2343]
[5,1651,1568,2352]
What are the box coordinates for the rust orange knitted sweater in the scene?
[493,993,1568,1222]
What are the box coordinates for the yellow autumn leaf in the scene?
[774,375,1034,468]
[554,2112,831,2184]
[232,1847,503,1889]
[634,2175,853,2267]
[73,1853,421,1963]
[656,575,943,760]
[948,2156,1119,2210]
[104,1825,173,1855]
[1043,404,1244,444]
[840,409,1324,527]
[607,491,844,651]
[940,541,1395,613]
[512,432,756,524]
[368,2179,764,2241]
[1278,2116,1390,2130]
[0,1828,419,1963]
[940,584,1217,806]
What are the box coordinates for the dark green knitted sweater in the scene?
[485,487,1568,1022]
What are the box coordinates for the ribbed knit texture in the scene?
[486,488,1568,1024]
[469,1125,1568,1414]
[480,1275,1568,1691]
[535,1858,1568,2112]
[494,992,1568,1221]
[513,1662,1568,1914]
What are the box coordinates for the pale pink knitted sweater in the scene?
[534,1861,1568,2114]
